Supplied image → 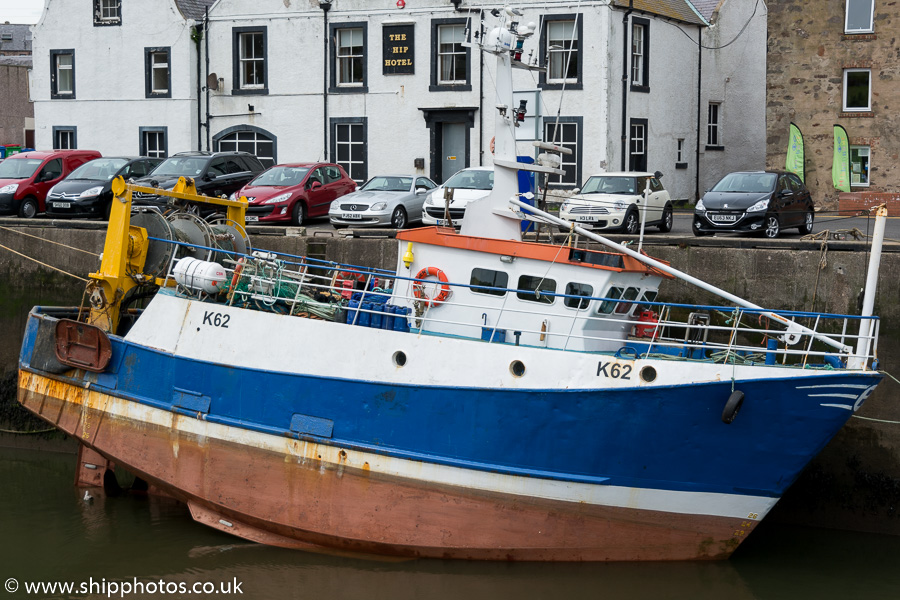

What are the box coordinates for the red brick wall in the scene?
[838,192,900,216]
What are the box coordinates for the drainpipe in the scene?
[194,20,202,151]
[620,0,633,171]
[320,1,331,161]
[478,10,484,166]
[695,26,702,201]
[205,7,211,151]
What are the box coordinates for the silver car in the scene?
[329,175,437,229]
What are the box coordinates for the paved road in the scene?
[302,210,900,242]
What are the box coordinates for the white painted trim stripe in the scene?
[808,393,860,399]
[798,384,870,390]
[820,403,852,410]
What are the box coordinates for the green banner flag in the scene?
[833,125,851,193]
[785,123,805,182]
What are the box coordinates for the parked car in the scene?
[421,167,494,226]
[132,151,265,212]
[233,163,357,225]
[328,175,437,229]
[45,156,163,219]
[693,171,814,239]
[0,150,102,218]
[558,171,672,235]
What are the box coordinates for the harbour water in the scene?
[2,446,899,600]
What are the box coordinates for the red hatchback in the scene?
[234,163,357,225]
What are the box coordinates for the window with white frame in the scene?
[438,24,467,84]
[630,17,649,91]
[547,20,579,83]
[850,145,870,185]
[337,28,364,86]
[145,47,170,98]
[707,102,721,147]
[543,118,580,187]
[94,0,121,25]
[845,0,874,33]
[217,129,275,168]
[677,139,685,162]
[843,69,871,111]
[140,128,167,158]
[233,28,267,92]
[629,119,647,172]
[53,127,76,150]
[332,119,367,182]
[51,50,75,98]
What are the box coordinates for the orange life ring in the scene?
[413,266,451,307]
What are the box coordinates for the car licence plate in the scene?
[711,214,738,223]
[341,213,363,220]
[52,202,71,208]
[575,215,596,222]
[245,215,258,222]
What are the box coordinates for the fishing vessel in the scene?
[17,8,886,561]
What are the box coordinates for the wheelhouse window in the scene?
[543,117,581,187]
[470,268,509,296]
[845,0,874,33]
[430,21,470,90]
[843,69,871,111]
[850,145,870,186]
[50,49,75,99]
[94,0,121,26]
[140,127,168,159]
[564,283,593,310]
[144,47,171,98]
[707,102,722,147]
[53,127,76,150]
[215,128,275,168]
[629,119,647,172]
[232,27,267,94]
[331,118,367,183]
[516,275,556,305]
[540,15,582,89]
[631,17,649,92]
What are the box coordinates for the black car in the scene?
[45,156,162,219]
[693,171,814,239]
[132,151,265,211]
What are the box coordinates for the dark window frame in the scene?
[706,102,723,149]
[50,49,76,99]
[52,126,77,150]
[329,22,369,94]
[139,126,168,158]
[232,26,269,96]
[516,274,557,305]
[470,268,509,297]
[330,117,368,183]
[93,0,122,27]
[144,47,171,99]
[630,16,650,93]
[629,117,648,172]
[539,13,583,91]
[212,125,278,168]
[543,116,583,188]
[430,18,472,92]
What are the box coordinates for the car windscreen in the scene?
[580,176,637,195]
[68,158,129,181]
[150,156,208,177]
[361,176,412,192]
[711,173,777,194]
[0,158,43,180]
[250,167,310,187]
[443,170,494,190]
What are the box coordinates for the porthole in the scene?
[640,366,657,383]
[510,360,526,377]
[393,351,407,367]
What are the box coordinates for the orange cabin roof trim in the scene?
[396,227,674,279]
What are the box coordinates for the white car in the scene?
[421,166,494,226]
[558,172,673,234]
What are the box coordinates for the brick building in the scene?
[766,0,900,213]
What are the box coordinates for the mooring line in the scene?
[0,224,100,256]
[0,242,89,282]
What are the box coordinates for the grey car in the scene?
[329,175,437,229]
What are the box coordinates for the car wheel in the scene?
[18,197,38,219]
[658,205,673,233]
[799,209,814,235]
[391,206,408,229]
[291,201,305,226]
[622,209,639,235]
[763,214,780,239]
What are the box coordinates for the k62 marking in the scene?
[202,311,230,328]
[597,361,632,380]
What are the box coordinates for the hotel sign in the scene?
[383,24,414,75]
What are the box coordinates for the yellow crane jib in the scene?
[86,176,249,333]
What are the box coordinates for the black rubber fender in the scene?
[722,390,745,424]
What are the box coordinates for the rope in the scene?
[0,224,100,256]
[850,371,900,424]
[0,242,89,282]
